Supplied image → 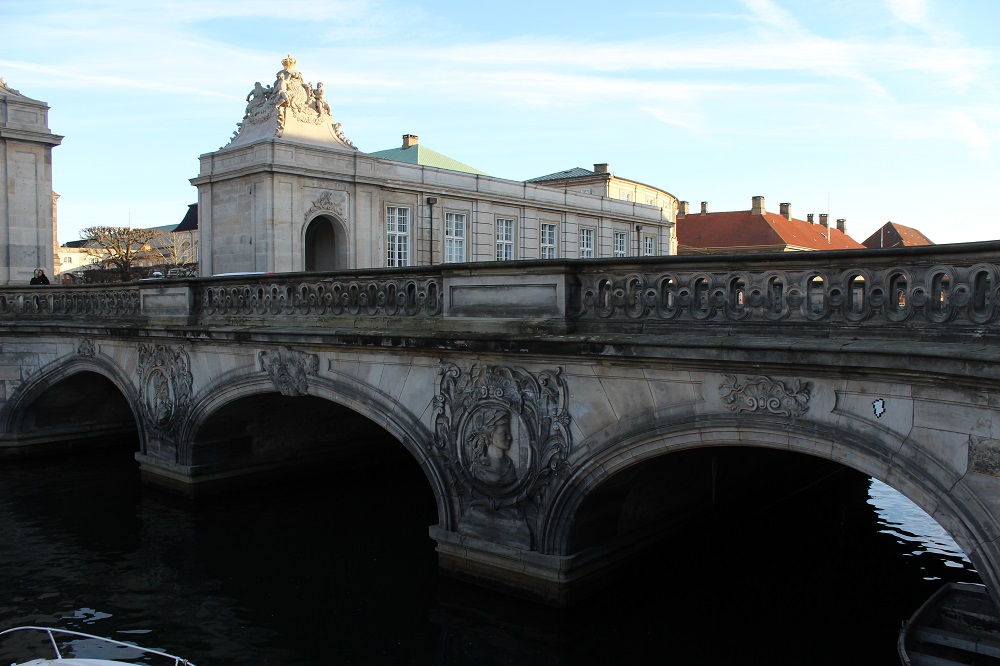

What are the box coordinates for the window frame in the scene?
[385,205,411,267]
[614,231,628,258]
[580,227,595,259]
[496,217,515,261]
[444,211,467,264]
[540,222,557,259]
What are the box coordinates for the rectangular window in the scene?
[614,231,628,257]
[540,223,557,259]
[644,235,655,256]
[496,217,515,261]
[445,212,466,263]
[386,206,410,267]
[580,228,595,259]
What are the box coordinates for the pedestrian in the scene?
[30,269,50,285]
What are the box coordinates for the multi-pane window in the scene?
[445,212,466,263]
[386,206,410,267]
[496,217,515,261]
[580,228,595,259]
[644,235,655,256]
[614,231,628,257]
[540,223,557,259]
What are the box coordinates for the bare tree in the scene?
[80,226,168,282]
[162,231,198,271]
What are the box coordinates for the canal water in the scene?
[0,448,980,665]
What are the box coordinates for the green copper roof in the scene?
[368,144,487,175]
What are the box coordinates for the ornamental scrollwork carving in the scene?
[259,347,319,397]
[575,260,1000,327]
[720,374,811,417]
[77,338,96,357]
[432,362,572,511]
[305,190,347,221]
[201,277,442,317]
[137,343,193,437]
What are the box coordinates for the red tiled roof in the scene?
[862,222,934,249]
[677,210,864,252]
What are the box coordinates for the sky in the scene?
[2,0,999,246]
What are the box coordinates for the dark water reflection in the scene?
[0,450,980,665]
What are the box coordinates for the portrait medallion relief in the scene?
[432,362,572,509]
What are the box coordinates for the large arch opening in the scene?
[304,215,349,271]
[551,444,979,663]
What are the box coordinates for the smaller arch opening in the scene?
[17,371,139,452]
[304,215,349,271]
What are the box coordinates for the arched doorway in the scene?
[304,215,349,271]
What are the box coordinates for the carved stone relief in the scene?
[305,190,348,221]
[968,435,1000,476]
[228,54,357,149]
[432,362,572,510]
[720,374,811,417]
[137,343,193,436]
[77,338,96,357]
[259,347,319,397]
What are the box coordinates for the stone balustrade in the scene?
[0,242,997,335]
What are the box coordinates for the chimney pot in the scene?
[402,134,419,148]
[836,218,846,233]
[807,213,814,224]
[593,163,609,174]
[819,213,829,228]
[700,201,708,214]
[678,201,689,217]
[779,202,791,219]
[751,195,765,215]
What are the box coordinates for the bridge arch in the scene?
[542,413,995,592]
[303,213,350,271]
[181,373,453,527]
[0,355,144,451]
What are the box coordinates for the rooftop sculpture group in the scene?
[227,54,356,150]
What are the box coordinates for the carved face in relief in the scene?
[464,407,523,489]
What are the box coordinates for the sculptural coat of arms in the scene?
[226,54,357,150]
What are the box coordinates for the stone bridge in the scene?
[1,242,998,606]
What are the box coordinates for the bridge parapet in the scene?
[0,242,995,342]
[575,242,1000,332]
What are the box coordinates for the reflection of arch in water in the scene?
[303,214,350,271]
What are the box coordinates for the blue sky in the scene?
[2,0,998,246]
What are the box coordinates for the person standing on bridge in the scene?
[30,269,50,285]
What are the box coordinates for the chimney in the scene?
[593,163,609,174]
[402,134,419,148]
[678,201,689,217]
[836,218,846,233]
[700,201,708,214]
[819,213,829,228]
[807,213,814,224]
[779,202,791,219]
[751,195,765,215]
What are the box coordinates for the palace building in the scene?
[190,55,677,276]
